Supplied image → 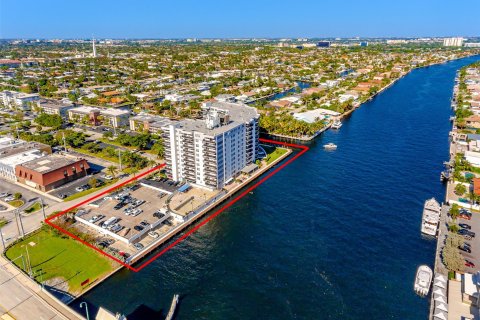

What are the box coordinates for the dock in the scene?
[165,294,179,320]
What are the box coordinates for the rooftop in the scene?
[100,108,130,117]
[0,149,44,167]
[20,154,85,174]
[69,105,100,114]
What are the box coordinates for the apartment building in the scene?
[68,106,101,126]
[162,101,259,190]
[443,37,464,47]
[39,99,74,119]
[129,113,175,135]
[100,108,130,128]
[68,105,129,128]
[0,90,40,110]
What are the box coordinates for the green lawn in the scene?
[24,202,42,214]
[9,200,24,208]
[263,146,288,165]
[0,218,7,229]
[5,228,115,294]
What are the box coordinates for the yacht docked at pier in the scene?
[421,198,441,237]
[414,265,433,297]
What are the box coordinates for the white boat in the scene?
[421,198,441,237]
[323,143,337,150]
[414,265,433,297]
[331,120,342,129]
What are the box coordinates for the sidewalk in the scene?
[0,255,84,320]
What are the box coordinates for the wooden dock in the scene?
[165,294,179,320]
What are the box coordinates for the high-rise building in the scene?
[443,37,464,47]
[92,38,97,57]
[162,101,260,190]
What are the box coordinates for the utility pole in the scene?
[0,231,5,250]
[118,149,122,171]
[24,245,32,277]
[63,132,67,152]
[40,197,46,220]
[17,210,25,238]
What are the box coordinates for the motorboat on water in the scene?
[414,265,433,296]
[421,198,441,237]
[323,143,337,150]
[331,120,343,129]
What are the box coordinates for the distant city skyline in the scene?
[1,0,479,39]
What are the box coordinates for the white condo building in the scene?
[1,90,40,110]
[162,101,260,190]
[443,37,464,47]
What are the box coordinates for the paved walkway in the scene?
[0,256,83,320]
[448,279,479,320]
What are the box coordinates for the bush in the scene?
[14,192,22,200]
[455,184,467,196]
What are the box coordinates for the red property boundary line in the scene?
[45,138,309,272]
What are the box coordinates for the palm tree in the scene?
[130,167,139,178]
[107,165,118,178]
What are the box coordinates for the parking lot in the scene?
[74,182,179,256]
[455,208,480,272]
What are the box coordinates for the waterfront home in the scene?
[464,115,480,129]
[464,151,480,167]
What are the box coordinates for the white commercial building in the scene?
[1,90,40,110]
[443,37,464,47]
[0,149,44,181]
[162,102,259,190]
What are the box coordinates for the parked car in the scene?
[0,192,11,198]
[75,186,85,192]
[140,220,149,227]
[58,193,68,199]
[148,231,159,239]
[458,229,475,237]
[134,225,144,231]
[459,223,472,230]
[465,260,476,268]
[4,196,15,202]
[110,224,123,233]
[131,209,143,216]
[133,243,144,250]
[101,174,114,181]
[459,245,472,253]
[89,215,105,223]
[114,202,127,210]
[459,213,472,220]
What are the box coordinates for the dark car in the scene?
[458,229,475,237]
[134,225,144,231]
[140,220,149,227]
[459,245,472,253]
[114,202,126,210]
[459,223,472,230]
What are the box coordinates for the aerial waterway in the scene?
[75,55,480,319]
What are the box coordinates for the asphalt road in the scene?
[0,261,64,320]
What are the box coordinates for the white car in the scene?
[101,174,114,180]
[4,196,15,202]
[148,231,159,239]
[0,192,10,198]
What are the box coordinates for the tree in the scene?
[88,178,98,189]
[107,165,118,178]
[442,233,465,272]
[449,204,460,220]
[454,183,467,196]
[34,113,63,129]
[14,192,22,200]
[103,131,113,139]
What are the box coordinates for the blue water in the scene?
[75,55,480,319]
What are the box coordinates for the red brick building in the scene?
[15,155,90,191]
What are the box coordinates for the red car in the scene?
[459,213,472,220]
[465,260,476,268]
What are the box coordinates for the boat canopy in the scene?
[433,311,447,320]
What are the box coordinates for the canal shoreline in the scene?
[266,53,480,142]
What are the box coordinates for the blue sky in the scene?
[1,0,479,39]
